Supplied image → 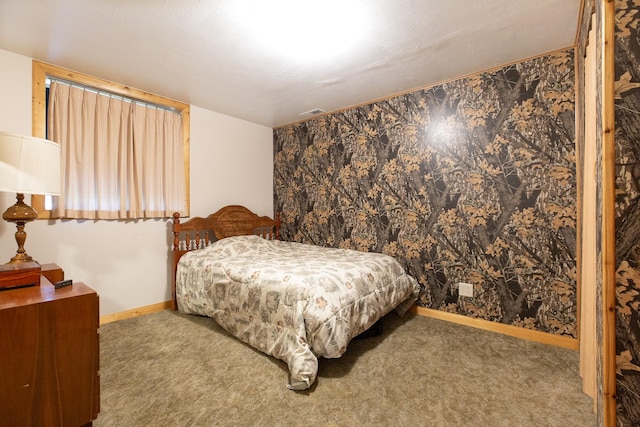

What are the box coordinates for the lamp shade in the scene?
[0,131,61,195]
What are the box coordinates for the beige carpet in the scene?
[95,310,596,427]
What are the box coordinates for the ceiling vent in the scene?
[298,108,325,118]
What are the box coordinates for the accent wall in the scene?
[274,49,576,337]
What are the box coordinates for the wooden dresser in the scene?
[0,265,99,426]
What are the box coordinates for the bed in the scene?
[170,205,419,390]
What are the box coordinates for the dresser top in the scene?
[0,276,94,309]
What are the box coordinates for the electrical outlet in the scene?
[458,282,474,297]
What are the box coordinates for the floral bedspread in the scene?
[175,235,419,390]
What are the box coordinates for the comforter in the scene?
[175,235,419,390]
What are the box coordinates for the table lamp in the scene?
[0,131,61,289]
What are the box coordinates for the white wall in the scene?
[0,49,274,316]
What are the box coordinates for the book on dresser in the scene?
[0,264,100,426]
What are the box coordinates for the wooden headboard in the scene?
[170,205,281,310]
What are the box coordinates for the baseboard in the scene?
[410,306,579,350]
[100,302,579,350]
[100,301,171,325]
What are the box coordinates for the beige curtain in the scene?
[47,81,185,219]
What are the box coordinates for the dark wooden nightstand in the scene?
[0,272,100,426]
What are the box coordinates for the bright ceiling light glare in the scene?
[233,0,368,64]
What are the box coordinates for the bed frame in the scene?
[170,205,281,310]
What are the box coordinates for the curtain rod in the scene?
[46,76,178,113]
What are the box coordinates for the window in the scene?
[32,60,190,219]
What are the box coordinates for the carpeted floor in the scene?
[95,310,596,427]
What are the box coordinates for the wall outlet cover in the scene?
[458,282,474,297]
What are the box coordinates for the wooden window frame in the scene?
[31,60,190,218]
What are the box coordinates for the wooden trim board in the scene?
[601,0,617,422]
[100,301,171,325]
[411,306,579,350]
[274,46,575,129]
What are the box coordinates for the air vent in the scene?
[298,108,325,118]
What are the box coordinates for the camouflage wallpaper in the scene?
[274,50,577,337]
[615,0,640,424]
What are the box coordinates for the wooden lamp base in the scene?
[0,192,41,289]
[0,261,41,290]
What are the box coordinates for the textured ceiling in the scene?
[0,0,581,127]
